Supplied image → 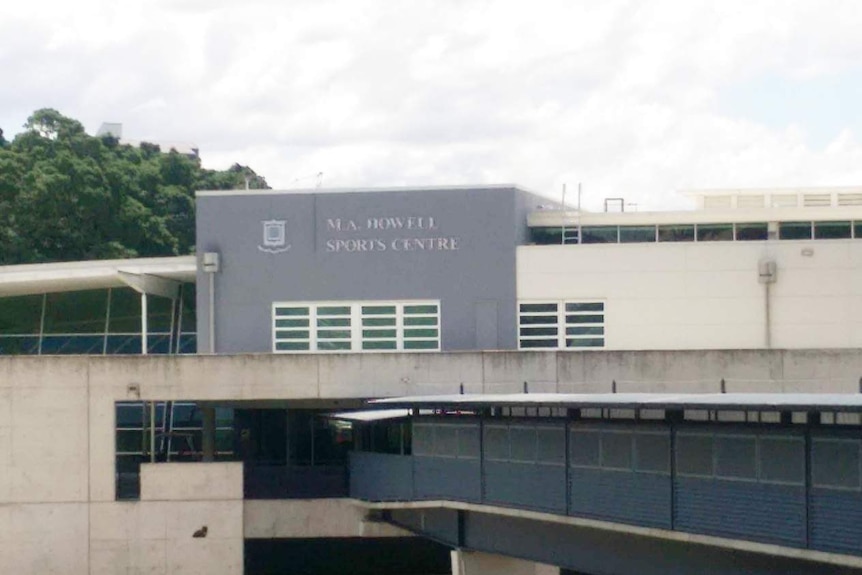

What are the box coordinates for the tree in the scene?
[0,109,271,264]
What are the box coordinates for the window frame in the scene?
[518,300,605,350]
[273,300,441,353]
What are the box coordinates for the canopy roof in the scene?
[0,256,196,297]
[372,392,862,412]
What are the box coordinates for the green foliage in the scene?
[0,109,270,264]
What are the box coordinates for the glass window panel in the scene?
[362,305,396,315]
[520,327,558,337]
[696,223,734,242]
[520,339,558,349]
[566,338,605,348]
[619,225,656,243]
[44,290,111,334]
[317,329,351,339]
[116,453,144,474]
[404,305,437,315]
[658,225,694,242]
[814,221,852,239]
[635,433,670,473]
[317,318,349,327]
[275,330,309,339]
[275,307,309,317]
[214,407,234,428]
[530,227,564,245]
[536,427,565,464]
[363,329,397,338]
[735,223,768,241]
[317,306,350,316]
[510,427,537,462]
[677,434,714,476]
[108,288,143,333]
[520,315,558,325]
[215,429,234,452]
[567,326,604,336]
[566,314,603,324]
[116,404,144,428]
[566,302,604,312]
[363,317,396,327]
[779,221,813,240]
[403,340,438,350]
[855,222,862,239]
[0,295,44,335]
[582,226,618,244]
[484,426,509,460]
[601,432,633,470]
[457,426,480,458]
[520,303,558,313]
[813,439,861,489]
[759,437,804,484]
[362,340,397,350]
[404,328,438,338]
[172,403,202,427]
[715,435,756,479]
[318,341,352,351]
[570,430,600,467]
[276,341,309,351]
[404,316,437,326]
[276,318,308,328]
[116,430,144,453]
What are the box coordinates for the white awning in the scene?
[328,409,412,423]
[0,256,196,297]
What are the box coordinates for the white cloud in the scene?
[2,0,862,209]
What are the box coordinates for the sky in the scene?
[2,0,862,211]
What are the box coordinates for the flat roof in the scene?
[196,183,538,198]
[372,392,862,412]
[328,409,412,422]
[0,256,196,297]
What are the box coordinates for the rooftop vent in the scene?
[838,193,862,207]
[803,193,831,207]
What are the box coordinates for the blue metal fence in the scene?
[349,417,862,558]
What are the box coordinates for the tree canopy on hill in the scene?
[0,108,269,265]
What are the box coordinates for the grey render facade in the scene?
[196,185,547,354]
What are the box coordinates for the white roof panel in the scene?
[0,256,196,297]
[372,393,862,412]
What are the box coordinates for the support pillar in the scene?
[201,406,216,462]
[451,550,560,575]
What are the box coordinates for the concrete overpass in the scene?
[3,349,862,574]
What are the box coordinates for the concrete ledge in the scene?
[140,462,243,501]
[354,499,862,570]
[244,498,412,539]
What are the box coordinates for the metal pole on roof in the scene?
[141,293,148,355]
[577,182,582,244]
[102,288,112,355]
[168,297,176,356]
[37,293,47,355]
[561,183,567,245]
[175,284,184,354]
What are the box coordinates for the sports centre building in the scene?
[4,185,862,574]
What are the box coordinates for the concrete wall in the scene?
[197,186,547,354]
[2,350,862,574]
[518,240,862,350]
[452,550,560,575]
[244,499,410,539]
[91,463,243,575]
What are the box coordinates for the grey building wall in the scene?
[196,186,545,353]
